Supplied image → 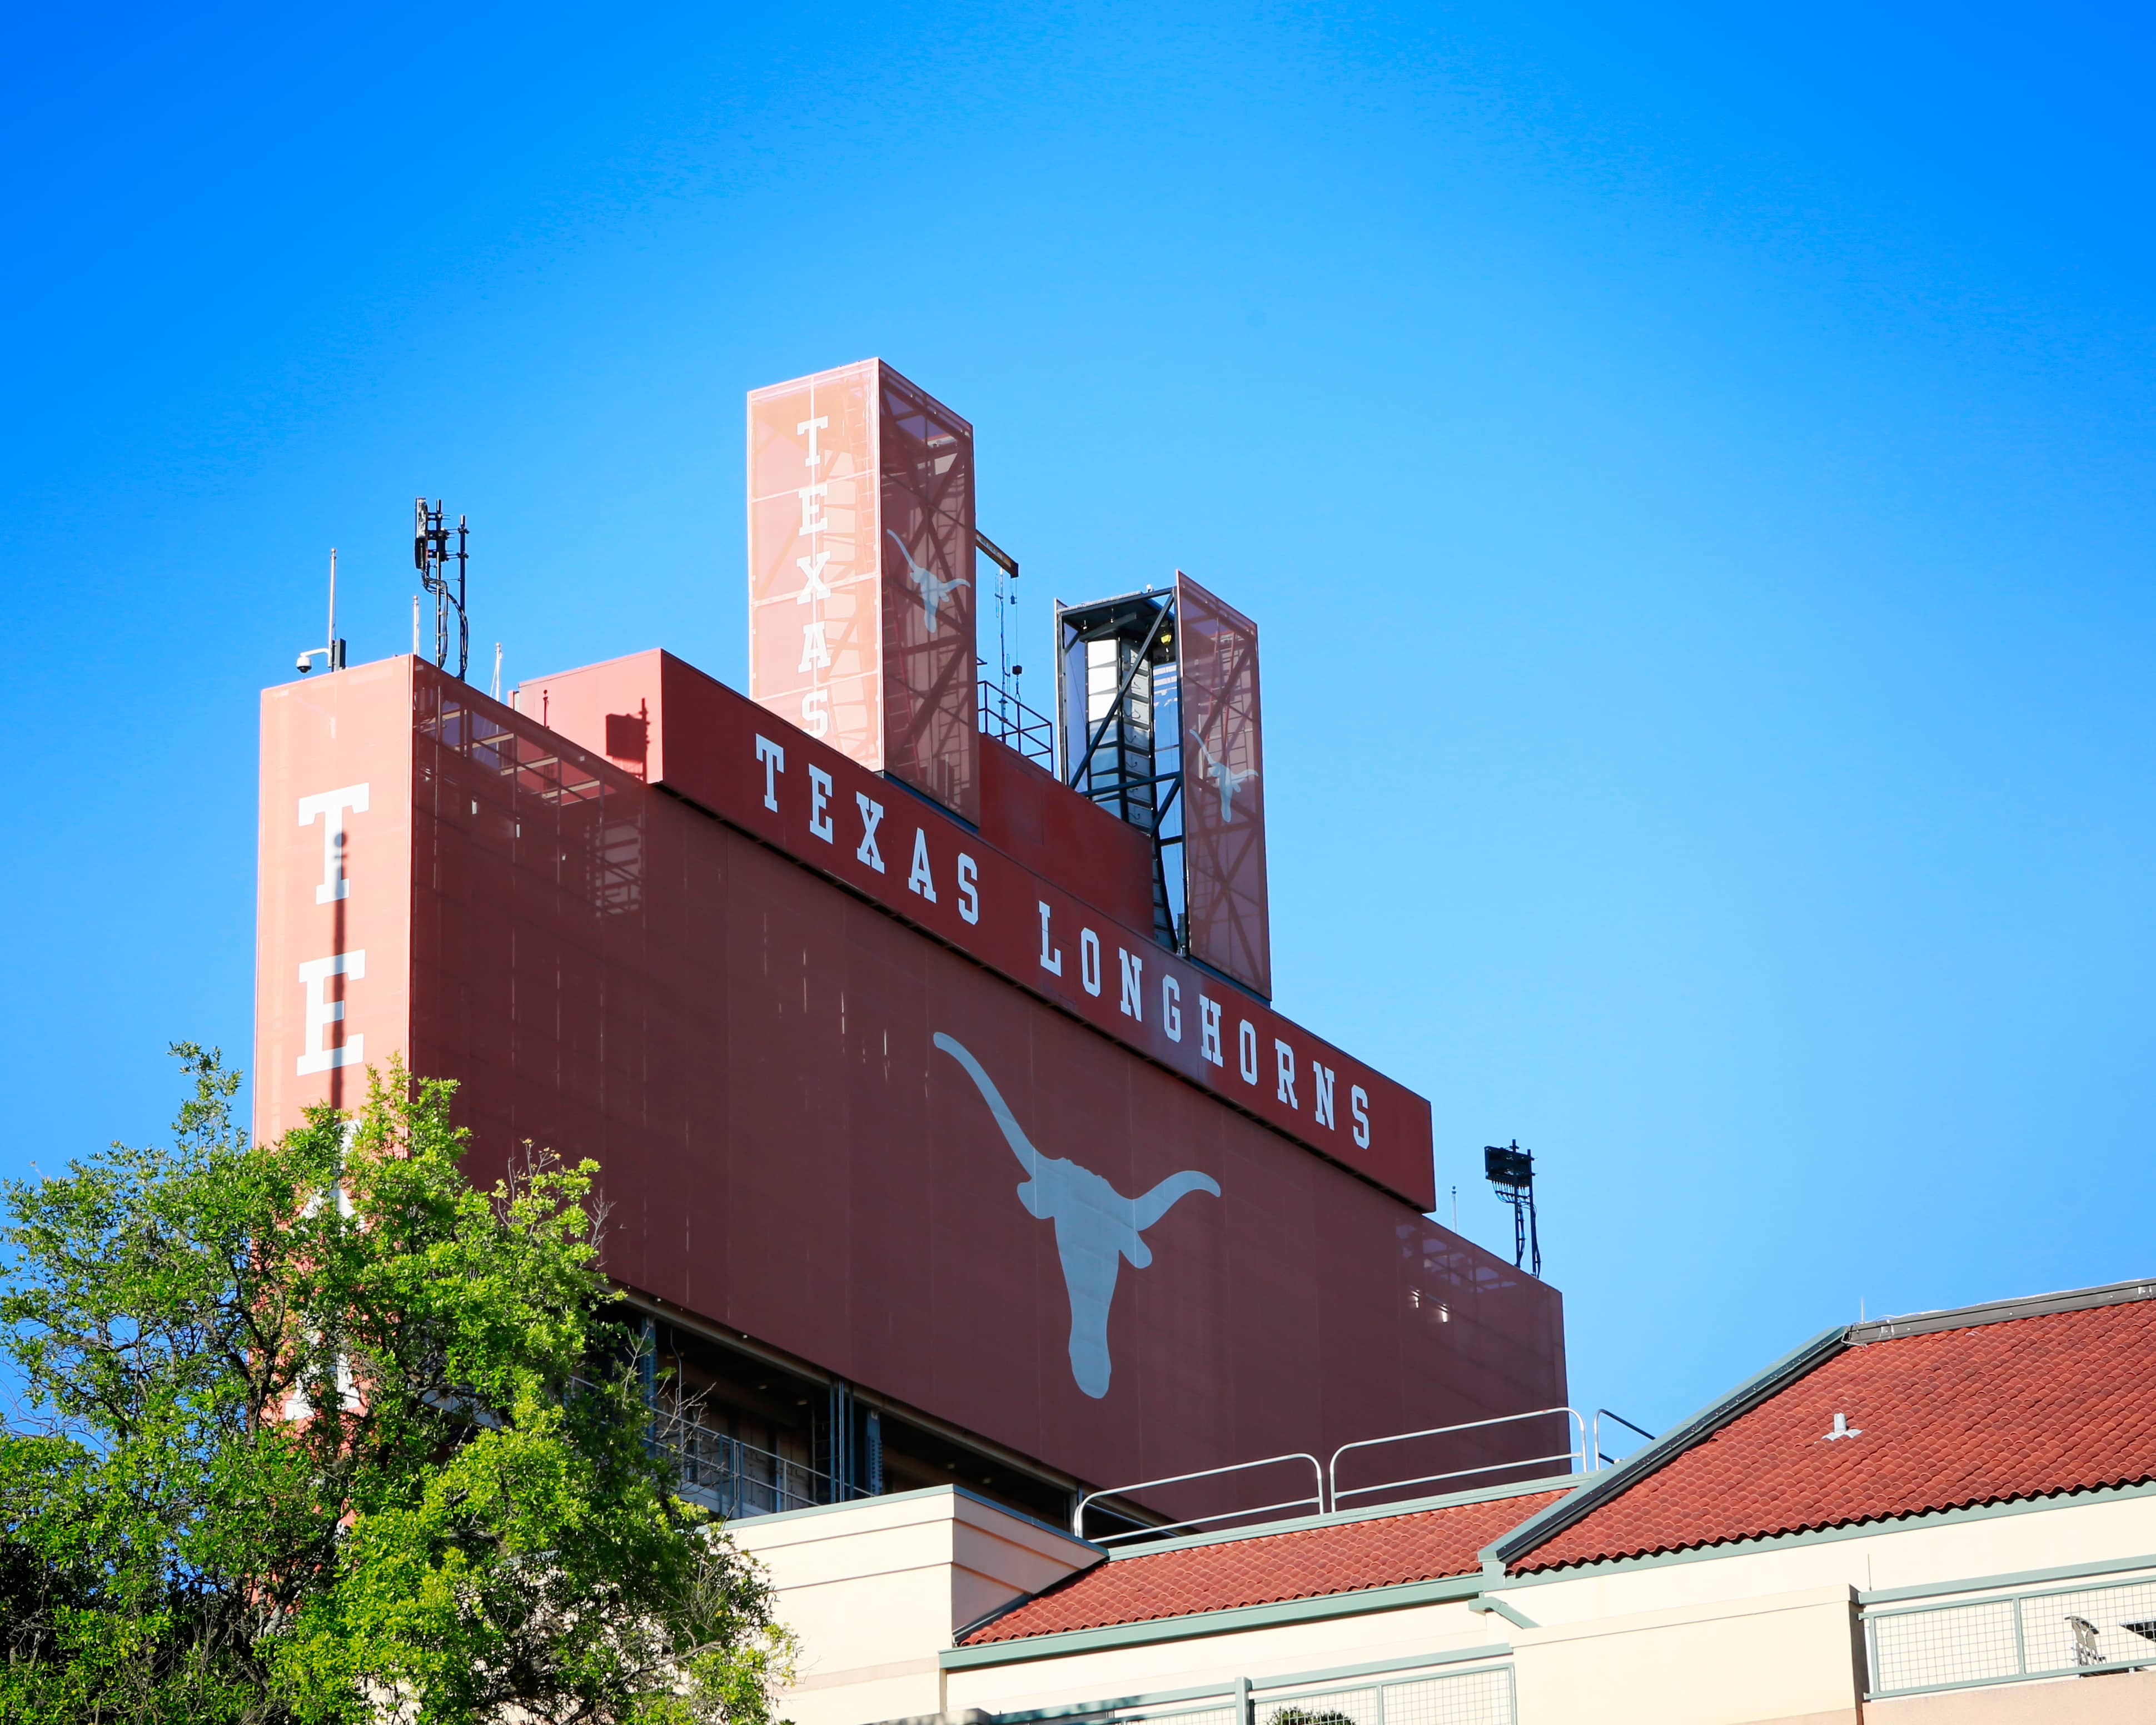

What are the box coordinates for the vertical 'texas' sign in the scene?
[1178,571,1271,998]
[748,360,978,822]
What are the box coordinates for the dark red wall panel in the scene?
[394,668,1566,1497]
[525,649,1440,1213]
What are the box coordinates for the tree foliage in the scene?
[0,1048,794,1724]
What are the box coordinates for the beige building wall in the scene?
[944,1596,1502,1718]
[732,1484,2156,1725]
[731,1487,1096,1725]
[1508,1583,1864,1725]
[1493,1489,2156,1725]
[1496,1489,2156,1628]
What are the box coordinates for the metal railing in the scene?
[979,678,1055,769]
[651,1421,834,1520]
[1591,1408,1656,1467]
[1256,1666,1513,1725]
[1076,1407,1627,1545]
[1074,1451,1325,1544]
[995,1651,1517,1725]
[1329,1409,1588,1510]
[1866,1567,2156,1698]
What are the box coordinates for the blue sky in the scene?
[3,0,2152,1441]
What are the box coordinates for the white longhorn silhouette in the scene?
[934,1032,1219,1399]
[1190,737,1259,822]
[887,530,969,635]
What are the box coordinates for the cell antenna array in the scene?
[415,498,470,680]
[1483,1140,1541,1277]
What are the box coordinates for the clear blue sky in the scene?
[4,0,2152,1443]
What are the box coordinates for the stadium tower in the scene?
[252,361,1569,1539]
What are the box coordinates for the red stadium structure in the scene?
[252,363,1569,1538]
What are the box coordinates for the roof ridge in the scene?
[1485,1325,1848,1574]
[1849,1275,2156,1344]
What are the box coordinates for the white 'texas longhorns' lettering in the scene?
[855,793,885,872]
[298,784,369,904]
[1118,949,1143,1022]
[935,1032,1219,1399]
[908,828,937,902]
[738,738,1379,1159]
[1312,1062,1336,1129]
[809,765,834,840]
[754,736,784,810]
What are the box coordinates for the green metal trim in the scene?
[1859,1545,2156,1606]
[1869,1563,2156,1620]
[975,1648,1516,1725]
[942,1575,1487,1668]
[1491,1478,2156,1589]
[1469,1596,1537,1630]
[1847,1274,2156,1346]
[1077,1702,1238,1724]
[1483,1325,1848,1573]
[725,1479,1103,1552]
[1102,1474,1581,1562]
[1867,1649,2156,1702]
[1256,1643,1514,1691]
[987,1684,1237,1723]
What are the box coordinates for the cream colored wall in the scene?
[944,1597,1500,1719]
[730,1487,1096,1725]
[734,1485,2156,1725]
[1508,1583,1861,1725]
[1497,1490,2156,1630]
[1487,1493,2156,1724]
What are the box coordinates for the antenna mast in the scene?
[295,548,347,675]
[414,499,470,679]
[1483,1141,1541,1277]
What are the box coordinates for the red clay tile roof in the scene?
[962,1489,1568,1644]
[1516,1297,2156,1573]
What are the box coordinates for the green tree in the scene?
[0,1047,795,1724]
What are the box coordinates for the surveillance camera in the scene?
[296,653,313,672]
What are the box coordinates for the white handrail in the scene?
[1074,1451,1325,1544]
[1328,1406,1587,1508]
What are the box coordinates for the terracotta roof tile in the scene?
[963,1489,1566,1644]
[1517,1298,2156,1572]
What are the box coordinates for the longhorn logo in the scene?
[887,530,969,635]
[934,1032,1220,1399]
[1191,736,1259,822]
